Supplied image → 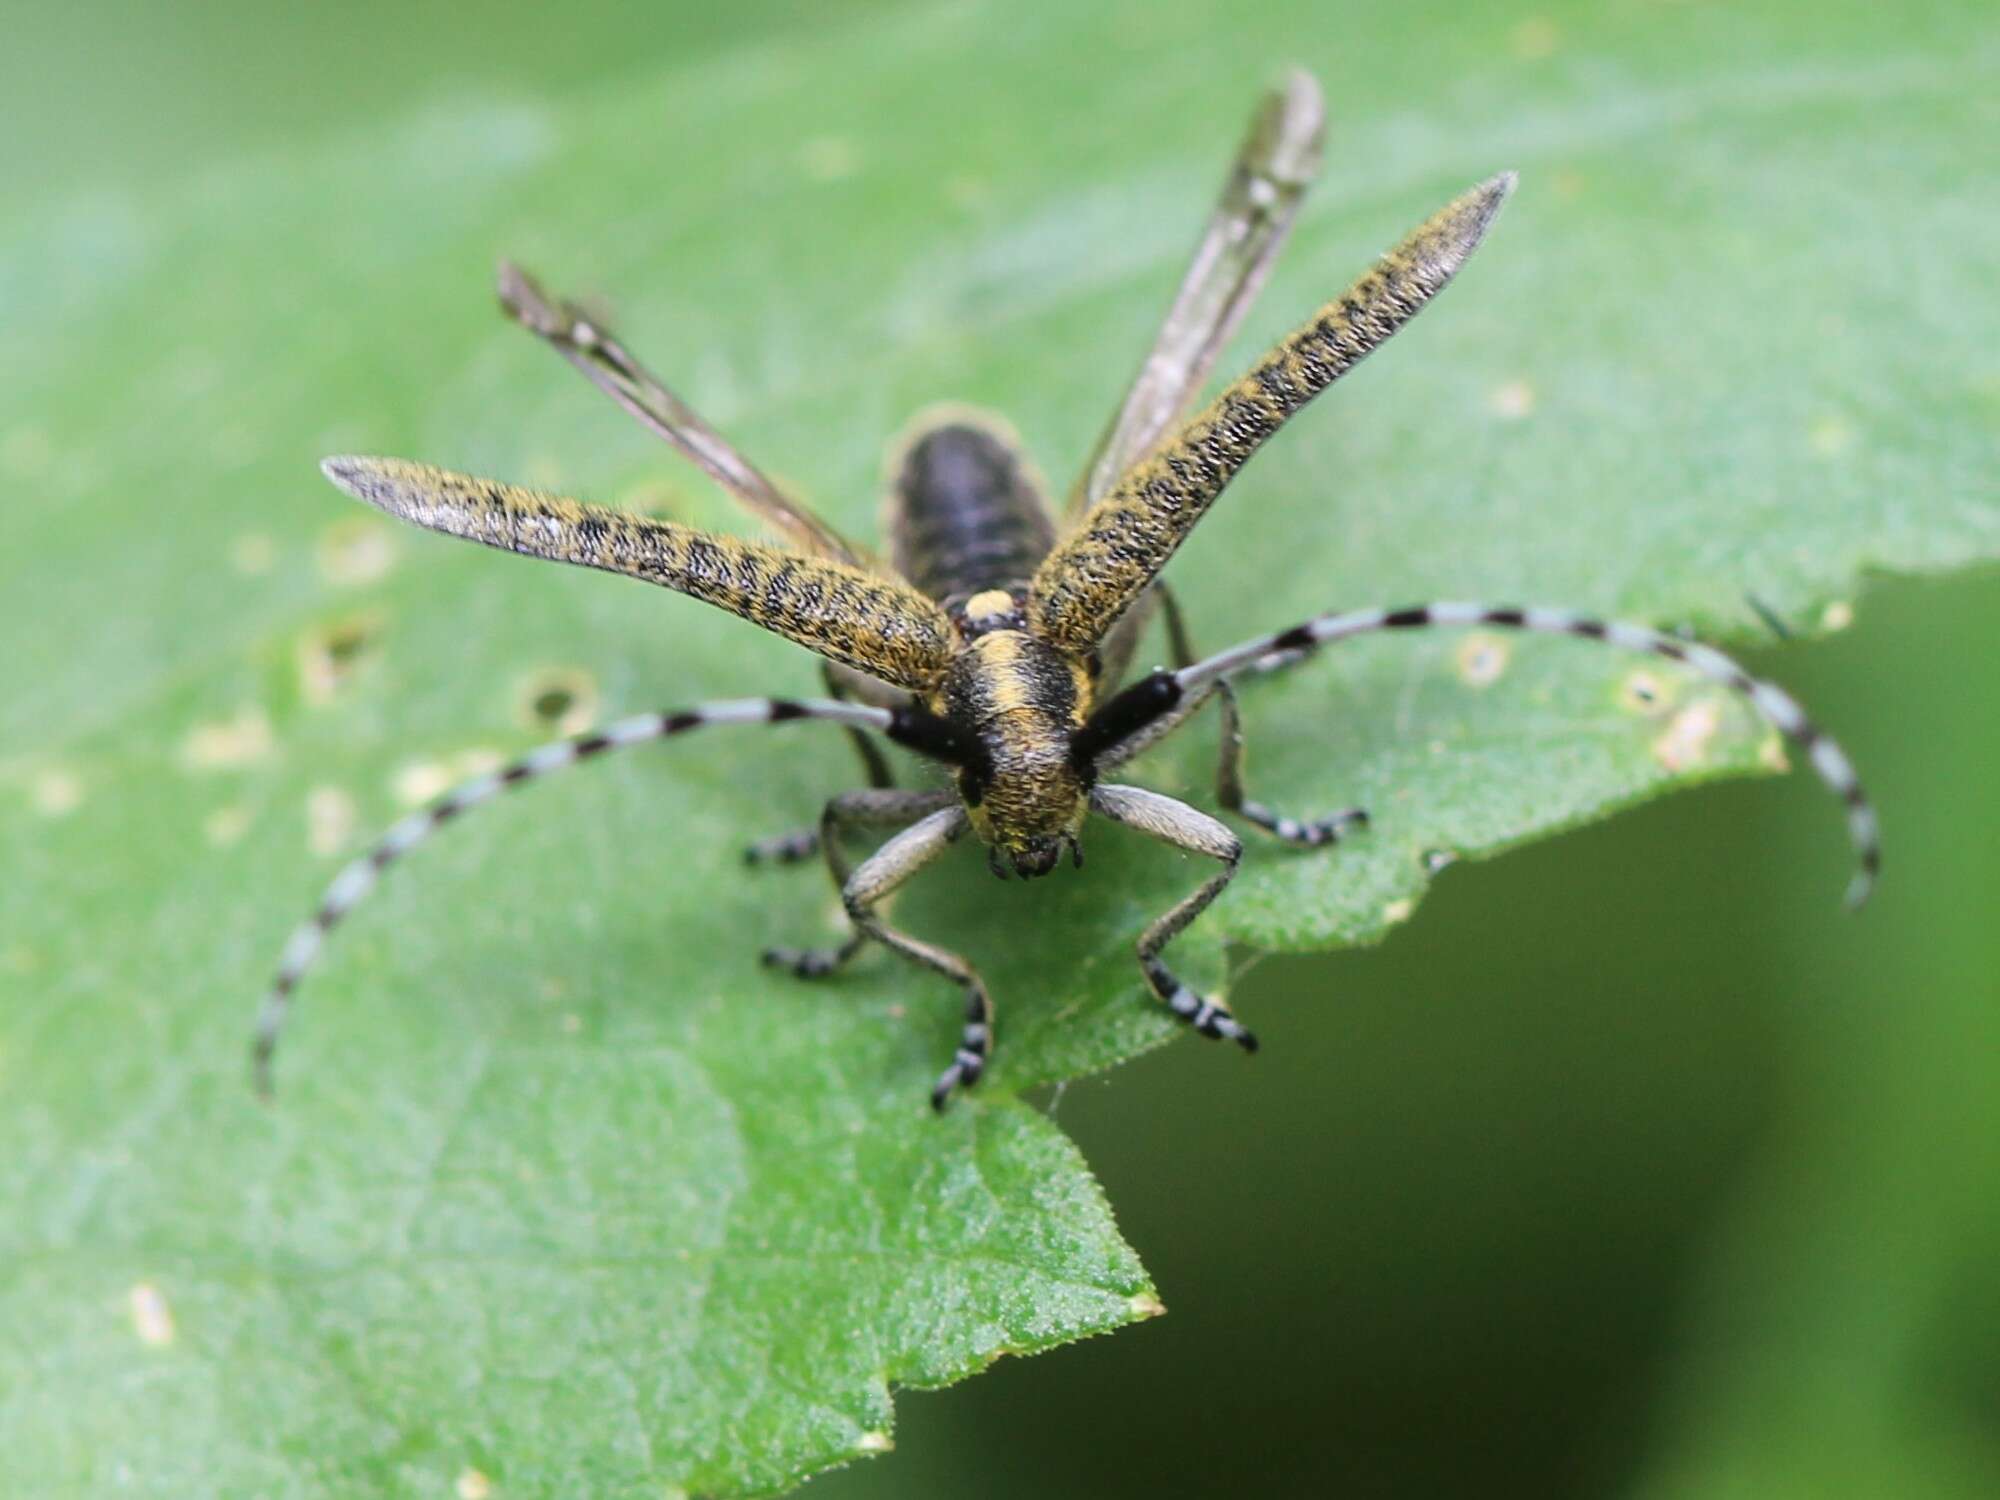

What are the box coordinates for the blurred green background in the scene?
[5,2,1995,1496]
[863,566,2000,1499]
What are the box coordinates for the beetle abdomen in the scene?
[888,420,1057,603]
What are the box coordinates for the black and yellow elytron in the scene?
[257,72,1878,1109]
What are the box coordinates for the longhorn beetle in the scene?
[256,71,1878,1109]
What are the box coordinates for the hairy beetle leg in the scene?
[1149,959,1259,1050]
[1235,802,1369,848]
[1214,678,1369,848]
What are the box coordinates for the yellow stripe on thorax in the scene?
[973,631,1033,715]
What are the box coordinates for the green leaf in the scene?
[3,2,1994,1495]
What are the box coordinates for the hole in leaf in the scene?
[514,667,599,736]
[297,612,384,707]
[1620,668,1673,715]
[1455,633,1509,687]
[315,518,396,586]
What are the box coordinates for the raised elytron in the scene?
[256,73,1878,1108]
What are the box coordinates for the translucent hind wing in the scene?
[1064,69,1325,522]
[323,456,955,690]
[498,261,866,567]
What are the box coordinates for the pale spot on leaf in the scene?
[1821,600,1854,631]
[456,747,505,780]
[1383,897,1415,924]
[1127,1291,1166,1318]
[1489,378,1536,419]
[394,760,453,806]
[454,1467,493,1500]
[204,803,253,846]
[853,1431,893,1454]
[1653,698,1722,772]
[307,785,356,856]
[394,751,501,806]
[181,707,274,770]
[1455,633,1509,687]
[317,518,397,586]
[33,768,84,816]
[1809,416,1855,459]
[128,1282,175,1347]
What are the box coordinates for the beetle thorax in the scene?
[936,630,1093,877]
